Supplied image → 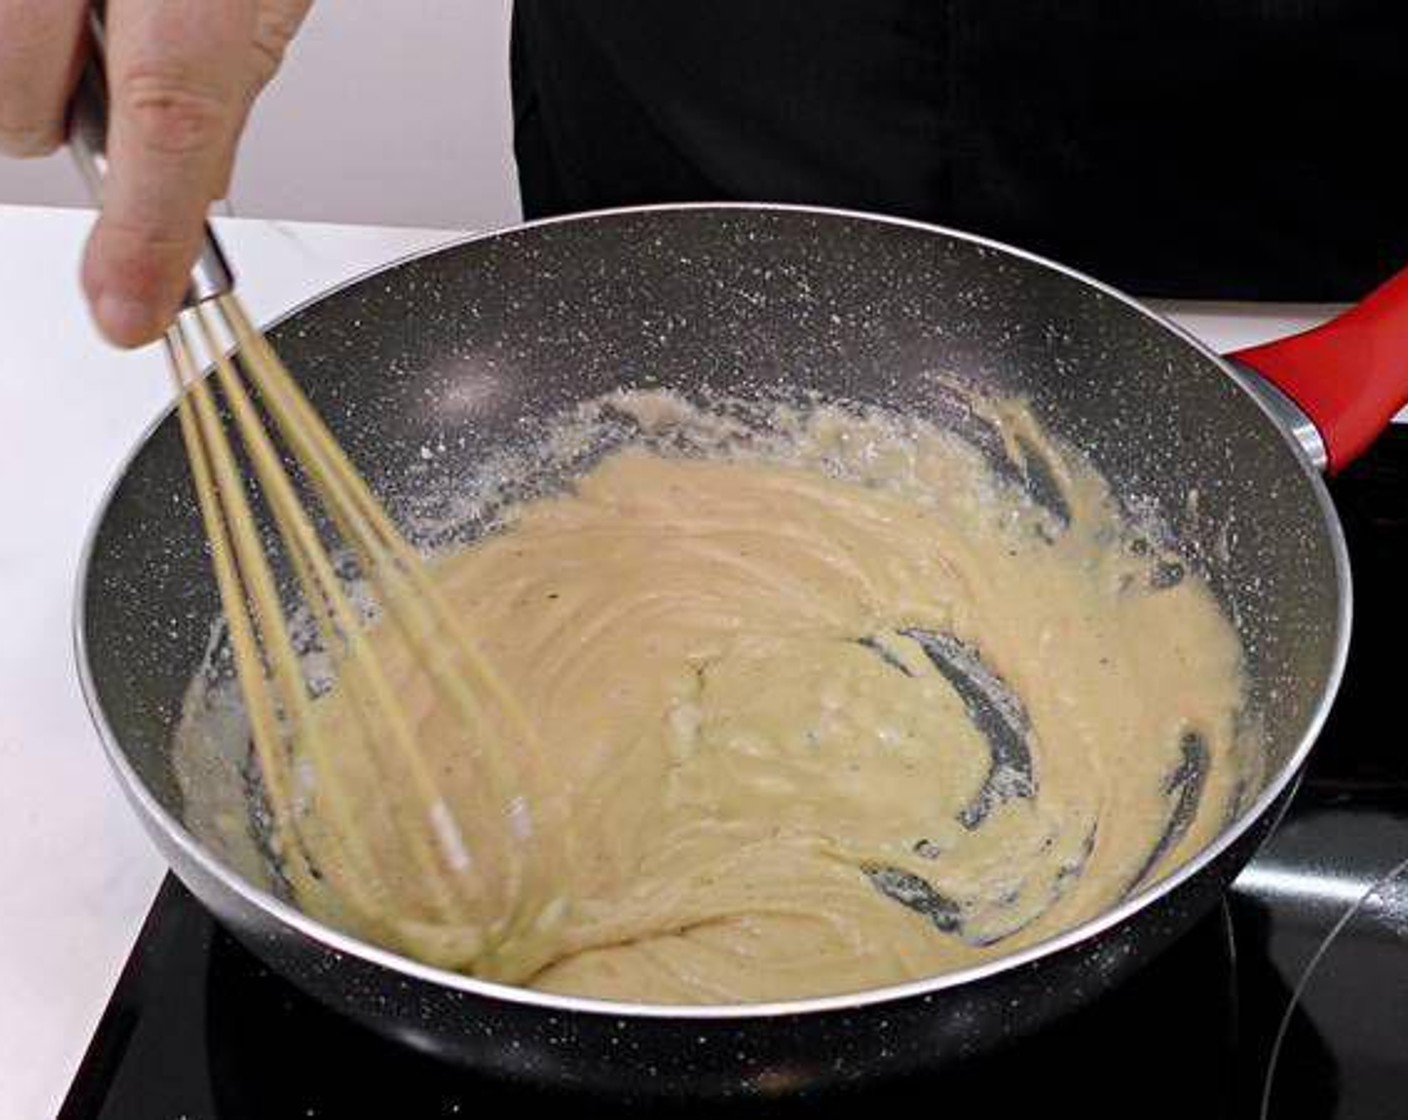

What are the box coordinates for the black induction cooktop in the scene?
[60,427,1408,1120]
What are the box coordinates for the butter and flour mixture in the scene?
[176,389,1258,1004]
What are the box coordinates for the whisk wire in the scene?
[219,298,567,946]
[168,326,385,925]
[165,331,300,850]
[168,322,407,926]
[222,300,550,804]
[190,305,478,928]
[159,279,577,973]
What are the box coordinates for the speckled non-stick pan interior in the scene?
[77,208,1345,1061]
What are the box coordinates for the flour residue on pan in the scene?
[172,383,1263,1004]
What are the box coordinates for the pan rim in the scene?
[72,200,1353,1021]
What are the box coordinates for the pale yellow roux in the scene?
[208,397,1254,1004]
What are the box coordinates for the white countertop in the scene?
[0,202,1349,1120]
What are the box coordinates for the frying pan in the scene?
[75,204,1408,1099]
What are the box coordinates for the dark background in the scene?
[512,1,1408,301]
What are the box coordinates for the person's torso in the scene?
[512,1,1408,300]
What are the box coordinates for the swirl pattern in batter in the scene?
[193,393,1256,1004]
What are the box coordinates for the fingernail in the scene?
[95,293,158,346]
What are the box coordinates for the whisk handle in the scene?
[66,5,235,306]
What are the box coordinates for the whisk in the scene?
[69,14,561,979]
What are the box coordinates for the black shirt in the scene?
[510,1,1408,300]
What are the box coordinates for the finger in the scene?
[220,0,313,197]
[0,0,87,156]
[250,0,314,92]
[83,0,259,346]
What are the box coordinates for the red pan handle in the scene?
[1231,265,1408,473]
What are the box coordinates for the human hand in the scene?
[0,0,312,346]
